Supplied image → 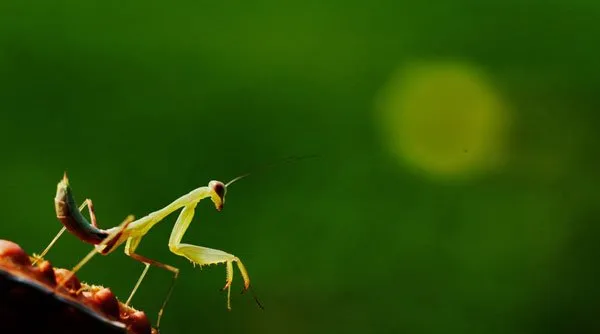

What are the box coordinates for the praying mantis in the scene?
[37,172,261,329]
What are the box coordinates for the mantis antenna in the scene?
[224,154,318,188]
[225,173,250,188]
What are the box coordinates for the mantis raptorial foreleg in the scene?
[167,203,251,310]
[173,244,251,310]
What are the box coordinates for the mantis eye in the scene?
[209,181,226,199]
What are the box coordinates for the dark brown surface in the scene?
[0,240,155,334]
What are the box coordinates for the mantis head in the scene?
[208,180,226,211]
[208,173,249,211]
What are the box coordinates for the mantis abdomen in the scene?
[54,175,108,245]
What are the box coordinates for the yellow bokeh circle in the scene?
[377,61,509,179]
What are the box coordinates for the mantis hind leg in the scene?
[35,199,95,264]
[124,236,179,330]
[56,215,135,290]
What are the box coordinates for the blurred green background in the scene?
[1,1,599,333]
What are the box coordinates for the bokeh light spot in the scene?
[376,61,510,179]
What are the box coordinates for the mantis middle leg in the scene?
[123,234,179,329]
[57,214,135,289]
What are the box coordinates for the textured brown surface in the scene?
[0,240,156,334]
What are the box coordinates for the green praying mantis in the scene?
[37,172,262,329]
